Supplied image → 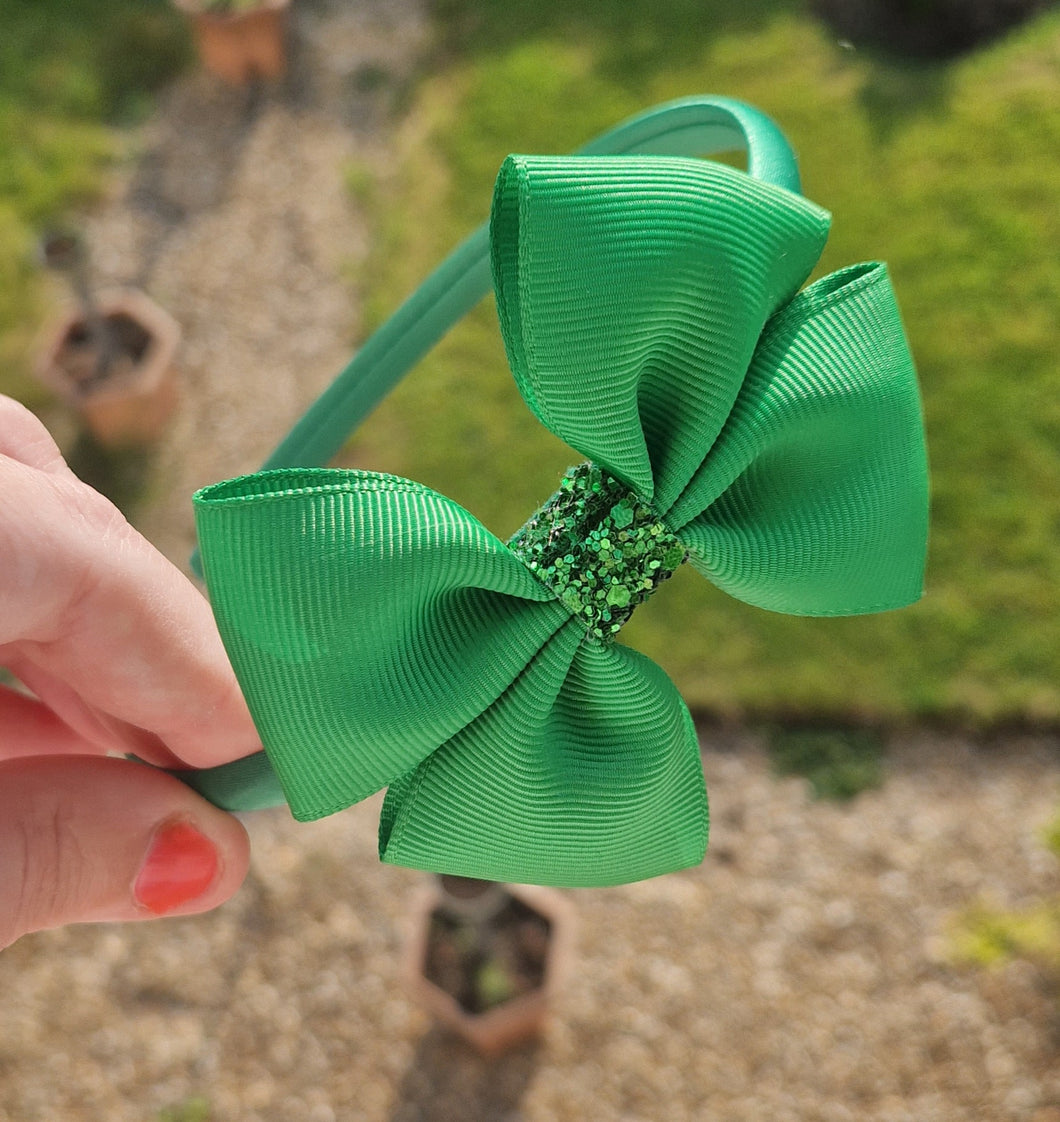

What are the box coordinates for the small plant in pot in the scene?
[174,0,291,86]
[404,876,575,1056]
[35,231,180,449]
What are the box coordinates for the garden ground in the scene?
[1,0,1058,1119]
[2,730,1058,1122]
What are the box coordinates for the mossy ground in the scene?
[768,727,886,800]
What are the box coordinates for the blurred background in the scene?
[0,0,1058,1119]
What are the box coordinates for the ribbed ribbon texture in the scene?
[193,155,929,887]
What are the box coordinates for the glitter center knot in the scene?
[508,463,687,640]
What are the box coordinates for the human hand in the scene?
[0,396,257,948]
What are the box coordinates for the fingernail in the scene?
[134,819,219,915]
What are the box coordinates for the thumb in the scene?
[0,755,250,948]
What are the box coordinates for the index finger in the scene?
[0,416,261,769]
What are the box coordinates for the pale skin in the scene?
[0,395,256,948]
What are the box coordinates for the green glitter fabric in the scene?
[186,127,929,888]
[508,463,686,640]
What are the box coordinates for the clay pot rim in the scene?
[403,880,577,1055]
[35,287,181,404]
[173,0,291,20]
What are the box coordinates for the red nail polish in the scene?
[134,820,219,915]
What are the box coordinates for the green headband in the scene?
[175,96,929,888]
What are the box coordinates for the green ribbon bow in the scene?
[185,113,928,888]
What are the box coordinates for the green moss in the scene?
[157,1098,212,1122]
[952,901,1060,974]
[768,728,885,801]
[475,959,515,1009]
[342,159,378,209]
[343,0,1060,724]
[1043,811,1060,858]
[951,808,1060,987]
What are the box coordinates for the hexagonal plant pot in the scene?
[404,878,576,1057]
[36,288,180,449]
[175,0,290,85]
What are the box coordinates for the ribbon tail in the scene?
[380,626,708,887]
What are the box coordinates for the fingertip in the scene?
[162,671,264,770]
[0,756,251,947]
[134,809,250,918]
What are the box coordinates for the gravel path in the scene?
[5,2,1060,1119]
[80,0,426,565]
[1,733,1057,1121]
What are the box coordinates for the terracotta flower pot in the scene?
[403,880,576,1057]
[175,0,290,86]
[35,288,180,449]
